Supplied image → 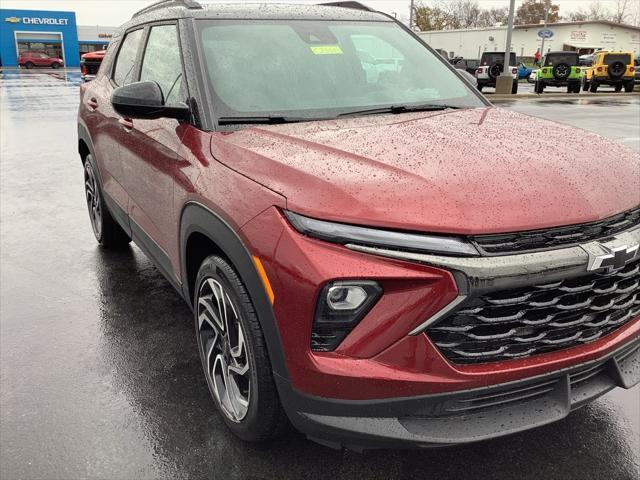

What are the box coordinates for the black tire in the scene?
[582,77,590,92]
[194,255,288,442]
[25,62,34,69]
[489,63,502,79]
[511,80,518,94]
[608,61,625,79]
[589,79,598,93]
[624,81,634,93]
[477,84,483,92]
[552,63,570,80]
[535,80,544,94]
[568,82,579,94]
[83,155,131,248]
[51,62,61,69]
[614,84,623,92]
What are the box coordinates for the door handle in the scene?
[118,117,134,130]
[87,97,98,111]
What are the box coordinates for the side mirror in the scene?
[111,80,189,120]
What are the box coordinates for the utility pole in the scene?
[409,0,415,30]
[539,0,550,57]
[495,0,516,93]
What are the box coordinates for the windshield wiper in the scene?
[338,104,460,118]
[218,116,309,125]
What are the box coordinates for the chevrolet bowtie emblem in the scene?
[587,242,639,272]
[5,17,21,23]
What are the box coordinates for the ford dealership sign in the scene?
[538,28,554,39]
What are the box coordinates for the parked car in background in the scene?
[434,48,449,60]
[535,51,583,94]
[78,0,640,451]
[517,62,533,80]
[635,54,640,85]
[18,51,64,69]
[583,51,635,92]
[80,50,105,82]
[476,51,518,93]
[452,58,479,76]
[528,68,539,83]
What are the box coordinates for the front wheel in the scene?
[24,62,34,69]
[194,255,288,442]
[83,155,130,248]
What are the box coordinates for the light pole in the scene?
[539,0,550,57]
[409,0,415,30]
[495,0,516,93]
[502,0,516,74]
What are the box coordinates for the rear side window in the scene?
[140,24,187,105]
[113,29,144,86]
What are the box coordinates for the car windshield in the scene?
[603,53,631,65]
[480,53,516,66]
[544,53,578,66]
[197,19,484,121]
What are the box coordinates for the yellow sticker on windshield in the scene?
[310,45,343,55]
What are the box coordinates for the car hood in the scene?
[210,107,640,234]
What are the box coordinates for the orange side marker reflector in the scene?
[253,256,275,305]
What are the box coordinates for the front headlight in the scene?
[284,210,479,257]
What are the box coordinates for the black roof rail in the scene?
[132,0,202,19]
[317,2,374,12]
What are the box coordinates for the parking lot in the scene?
[1,69,639,480]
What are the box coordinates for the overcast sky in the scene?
[0,0,627,26]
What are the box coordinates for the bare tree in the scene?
[612,0,631,23]
[514,0,560,25]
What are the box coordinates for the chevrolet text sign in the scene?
[5,16,69,25]
[23,17,69,25]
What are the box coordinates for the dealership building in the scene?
[0,9,117,67]
[418,21,640,60]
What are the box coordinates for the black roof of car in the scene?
[114,1,391,39]
[545,51,579,56]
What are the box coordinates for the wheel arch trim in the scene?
[179,201,290,381]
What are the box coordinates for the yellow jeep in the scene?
[583,51,635,92]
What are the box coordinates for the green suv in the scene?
[535,51,582,94]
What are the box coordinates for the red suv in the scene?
[78,0,640,449]
[19,51,64,69]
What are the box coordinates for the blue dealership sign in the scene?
[537,29,554,39]
[0,9,79,67]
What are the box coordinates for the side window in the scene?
[140,24,186,105]
[113,29,144,86]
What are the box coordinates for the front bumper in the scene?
[241,208,640,447]
[278,338,639,450]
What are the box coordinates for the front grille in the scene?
[470,207,640,255]
[427,258,640,364]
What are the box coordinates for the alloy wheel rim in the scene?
[84,163,102,238]
[197,277,251,422]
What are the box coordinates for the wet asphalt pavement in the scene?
[1,69,639,480]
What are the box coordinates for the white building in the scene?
[418,21,640,60]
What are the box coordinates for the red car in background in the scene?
[19,51,64,69]
[80,50,105,81]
